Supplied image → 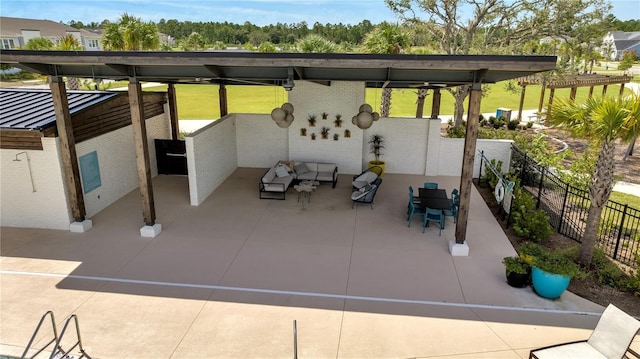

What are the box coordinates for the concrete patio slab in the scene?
[2,168,637,358]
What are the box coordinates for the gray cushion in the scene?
[294,163,309,175]
[275,165,289,178]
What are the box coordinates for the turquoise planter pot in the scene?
[532,266,571,299]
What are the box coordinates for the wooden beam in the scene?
[128,80,156,226]
[569,87,577,101]
[602,84,608,97]
[588,86,594,98]
[455,85,482,245]
[619,83,625,97]
[167,83,180,140]
[415,88,427,118]
[430,89,441,119]
[204,65,222,77]
[219,83,228,117]
[50,78,86,222]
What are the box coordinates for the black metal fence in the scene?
[508,145,640,267]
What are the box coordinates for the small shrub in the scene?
[526,121,533,129]
[482,159,503,189]
[446,124,466,138]
[507,119,519,130]
[480,119,488,127]
[510,185,553,243]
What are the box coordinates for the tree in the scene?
[547,94,640,267]
[361,23,410,117]
[102,13,160,51]
[183,32,204,51]
[385,0,611,126]
[23,37,55,50]
[296,34,338,53]
[618,50,638,71]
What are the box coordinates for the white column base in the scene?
[140,223,162,238]
[449,240,470,256]
[69,219,93,233]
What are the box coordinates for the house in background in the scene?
[601,31,640,61]
[0,16,102,50]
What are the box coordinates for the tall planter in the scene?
[531,266,571,299]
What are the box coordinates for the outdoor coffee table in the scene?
[294,180,319,208]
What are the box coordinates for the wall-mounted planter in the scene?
[531,266,571,299]
[300,128,307,136]
[344,129,351,138]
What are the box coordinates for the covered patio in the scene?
[1,169,620,358]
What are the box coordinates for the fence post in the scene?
[558,182,570,235]
[479,150,484,184]
[520,152,528,184]
[536,166,545,209]
[613,204,628,261]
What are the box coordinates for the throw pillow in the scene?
[294,163,309,175]
[275,165,289,178]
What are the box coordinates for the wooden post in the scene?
[588,86,594,98]
[547,88,555,115]
[537,84,546,114]
[50,78,86,222]
[415,88,427,118]
[619,83,626,97]
[167,83,180,140]
[128,80,156,226]
[455,84,482,245]
[569,87,577,101]
[517,85,526,121]
[219,83,228,117]
[430,89,441,119]
[602,85,608,97]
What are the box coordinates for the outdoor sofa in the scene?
[259,161,338,199]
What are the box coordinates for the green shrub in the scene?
[507,119,519,130]
[446,124,466,138]
[482,159,503,189]
[510,185,553,242]
[526,121,533,129]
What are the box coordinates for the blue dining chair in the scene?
[450,188,459,200]
[423,182,438,189]
[407,186,421,214]
[422,208,444,235]
[407,199,426,228]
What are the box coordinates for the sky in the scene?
[0,0,638,26]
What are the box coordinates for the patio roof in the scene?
[0,50,557,89]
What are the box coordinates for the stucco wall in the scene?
[437,138,514,177]
[186,116,238,205]
[76,113,170,218]
[235,113,288,168]
[1,138,72,229]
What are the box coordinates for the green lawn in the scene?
[609,192,640,210]
[144,82,633,120]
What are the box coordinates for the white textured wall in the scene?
[235,113,288,167]
[437,138,513,177]
[186,116,238,205]
[288,81,365,174]
[363,117,429,175]
[76,113,170,217]
[1,138,72,229]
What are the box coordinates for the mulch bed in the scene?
[475,180,640,316]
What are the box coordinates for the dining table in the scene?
[418,188,452,211]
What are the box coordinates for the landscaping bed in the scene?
[475,180,640,316]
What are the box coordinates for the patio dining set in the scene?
[407,182,459,235]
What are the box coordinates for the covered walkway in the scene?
[2,169,629,358]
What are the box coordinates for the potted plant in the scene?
[308,115,317,127]
[529,248,582,299]
[333,133,339,141]
[321,126,330,139]
[322,112,329,120]
[334,114,343,127]
[310,133,316,140]
[368,134,385,173]
[502,256,531,288]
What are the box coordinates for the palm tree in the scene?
[548,94,640,267]
[23,37,55,50]
[296,34,337,53]
[361,24,410,117]
[57,34,82,89]
[183,32,205,51]
[101,13,160,51]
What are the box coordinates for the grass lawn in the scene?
[609,191,640,210]
[144,82,633,120]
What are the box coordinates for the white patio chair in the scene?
[529,304,640,359]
